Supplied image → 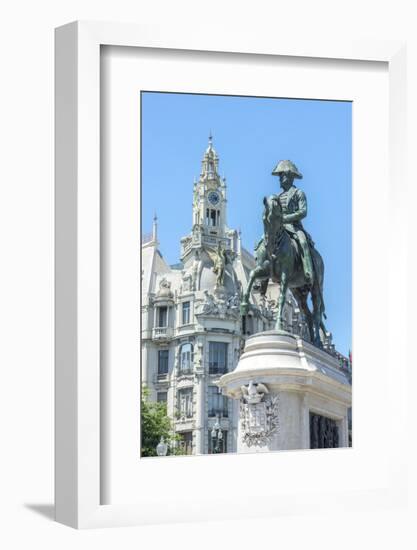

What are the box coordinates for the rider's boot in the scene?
[301,245,314,286]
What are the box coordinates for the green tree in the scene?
[141,385,184,457]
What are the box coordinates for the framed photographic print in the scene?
[55,21,408,528]
[140,90,352,458]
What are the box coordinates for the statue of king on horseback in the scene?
[240,160,327,347]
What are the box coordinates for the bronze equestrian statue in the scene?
[240,160,327,347]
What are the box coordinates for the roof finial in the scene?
[201,132,219,179]
[152,213,158,242]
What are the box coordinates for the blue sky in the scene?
[141,92,352,356]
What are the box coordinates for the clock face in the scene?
[208,191,220,206]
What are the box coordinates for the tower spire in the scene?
[152,212,158,243]
[201,134,219,181]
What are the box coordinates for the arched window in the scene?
[179,343,193,373]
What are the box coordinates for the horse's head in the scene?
[262,195,283,229]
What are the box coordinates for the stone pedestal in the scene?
[218,331,352,453]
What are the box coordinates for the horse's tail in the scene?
[315,281,327,319]
[311,249,326,319]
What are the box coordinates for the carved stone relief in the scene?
[309,413,339,449]
[239,381,279,447]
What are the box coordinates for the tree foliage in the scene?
[141,386,184,457]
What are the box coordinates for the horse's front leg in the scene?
[275,273,288,331]
[240,266,263,316]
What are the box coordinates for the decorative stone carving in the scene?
[227,292,240,311]
[257,297,275,322]
[181,235,192,247]
[239,381,279,447]
[196,289,240,320]
[192,224,202,244]
[198,290,218,315]
[193,341,204,373]
[191,251,200,291]
[156,277,173,299]
[180,270,193,293]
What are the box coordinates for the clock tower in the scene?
[192,135,228,238]
[181,135,239,270]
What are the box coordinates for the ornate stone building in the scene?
[141,137,350,455]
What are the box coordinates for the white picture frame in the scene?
[55,21,408,529]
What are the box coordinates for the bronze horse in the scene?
[240,195,327,347]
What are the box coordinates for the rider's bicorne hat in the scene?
[271,160,303,179]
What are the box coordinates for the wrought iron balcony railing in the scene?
[208,366,228,375]
[208,409,229,418]
[152,326,174,340]
[177,367,194,376]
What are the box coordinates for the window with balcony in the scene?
[208,342,228,374]
[182,301,190,325]
[208,386,228,418]
[158,306,168,327]
[179,342,193,374]
[157,349,169,375]
[177,387,193,419]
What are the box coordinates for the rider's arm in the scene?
[282,190,307,223]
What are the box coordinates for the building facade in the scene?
[141,138,350,455]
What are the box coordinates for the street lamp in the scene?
[156,436,168,456]
[211,416,223,454]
